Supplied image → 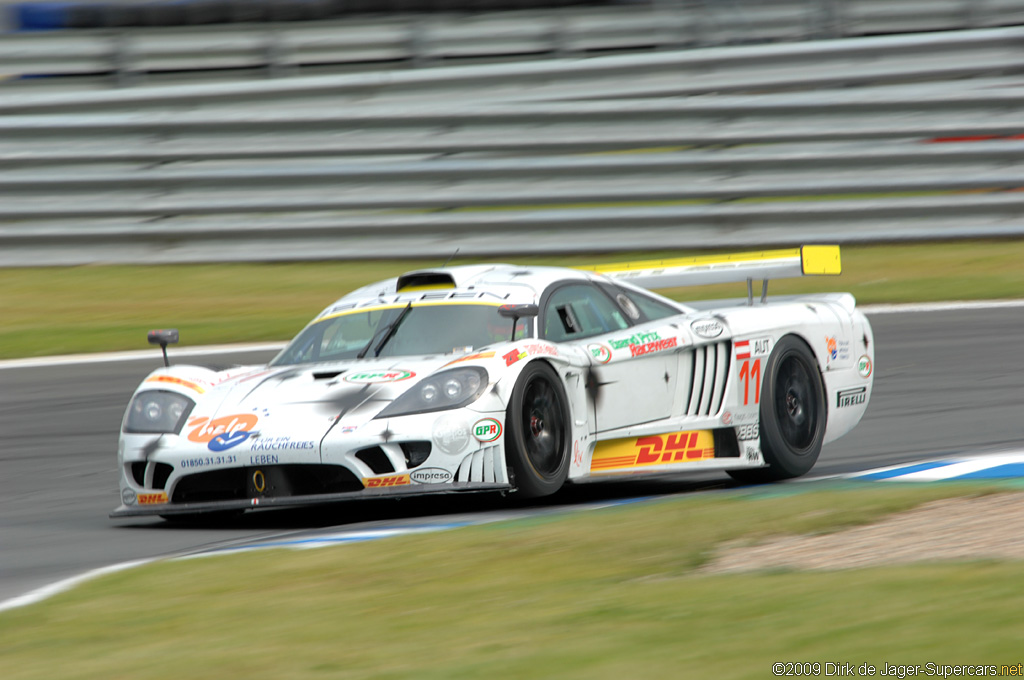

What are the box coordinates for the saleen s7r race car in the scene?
[112,246,874,520]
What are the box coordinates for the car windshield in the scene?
[270,303,532,366]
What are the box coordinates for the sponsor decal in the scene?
[137,492,168,505]
[340,425,359,434]
[736,423,759,441]
[121,488,136,506]
[590,430,714,471]
[504,348,528,366]
[410,468,453,484]
[144,375,207,394]
[609,330,659,351]
[250,454,280,465]
[629,336,678,357]
[363,474,411,488]
[691,319,724,339]
[587,343,612,364]
[180,454,237,469]
[573,440,583,467]
[344,370,416,384]
[609,331,678,357]
[825,336,851,364]
[858,355,873,378]
[743,444,760,461]
[837,386,868,408]
[723,410,757,425]
[738,358,762,406]
[504,343,558,366]
[472,418,503,443]
[249,436,315,452]
[187,414,259,452]
[432,416,471,455]
[735,337,771,360]
[444,351,496,367]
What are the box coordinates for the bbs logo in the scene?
[736,423,759,441]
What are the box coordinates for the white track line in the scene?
[0,558,157,614]
[859,299,1024,315]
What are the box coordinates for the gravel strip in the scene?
[704,492,1024,573]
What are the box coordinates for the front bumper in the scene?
[111,480,511,518]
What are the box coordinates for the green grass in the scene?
[3,240,1024,359]
[3,483,1022,679]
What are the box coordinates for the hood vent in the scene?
[396,271,456,291]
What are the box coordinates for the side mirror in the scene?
[498,304,538,319]
[497,305,538,343]
[148,329,179,367]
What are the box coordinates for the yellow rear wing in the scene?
[581,245,841,303]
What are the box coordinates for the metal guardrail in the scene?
[2,1,1024,87]
[4,23,1024,113]
[1,24,1024,265]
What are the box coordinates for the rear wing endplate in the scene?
[583,245,840,303]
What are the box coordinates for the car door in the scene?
[540,282,680,434]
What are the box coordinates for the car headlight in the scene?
[375,367,488,418]
[123,390,195,434]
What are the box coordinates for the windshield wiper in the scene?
[356,302,412,359]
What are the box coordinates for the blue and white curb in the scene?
[848,450,1024,482]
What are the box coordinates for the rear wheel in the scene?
[505,362,571,499]
[728,335,826,483]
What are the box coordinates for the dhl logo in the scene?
[590,430,714,472]
[363,474,411,488]
[137,492,168,505]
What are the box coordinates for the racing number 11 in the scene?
[739,359,761,405]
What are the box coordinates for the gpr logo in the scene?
[635,432,712,464]
[473,418,502,442]
[363,474,411,488]
[345,370,415,384]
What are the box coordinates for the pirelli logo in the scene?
[837,387,867,408]
[590,431,715,472]
[363,474,411,488]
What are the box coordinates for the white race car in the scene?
[112,246,873,519]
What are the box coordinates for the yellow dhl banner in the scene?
[590,430,715,472]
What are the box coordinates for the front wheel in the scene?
[728,335,826,483]
[504,362,571,499]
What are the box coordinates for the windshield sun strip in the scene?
[316,300,508,324]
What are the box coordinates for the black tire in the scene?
[505,362,571,499]
[728,335,826,483]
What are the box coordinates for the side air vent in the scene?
[129,461,175,489]
[456,446,503,483]
[356,447,396,474]
[685,342,731,417]
[130,462,146,486]
[152,463,174,490]
[400,441,432,468]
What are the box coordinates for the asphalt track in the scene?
[2,306,1022,605]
